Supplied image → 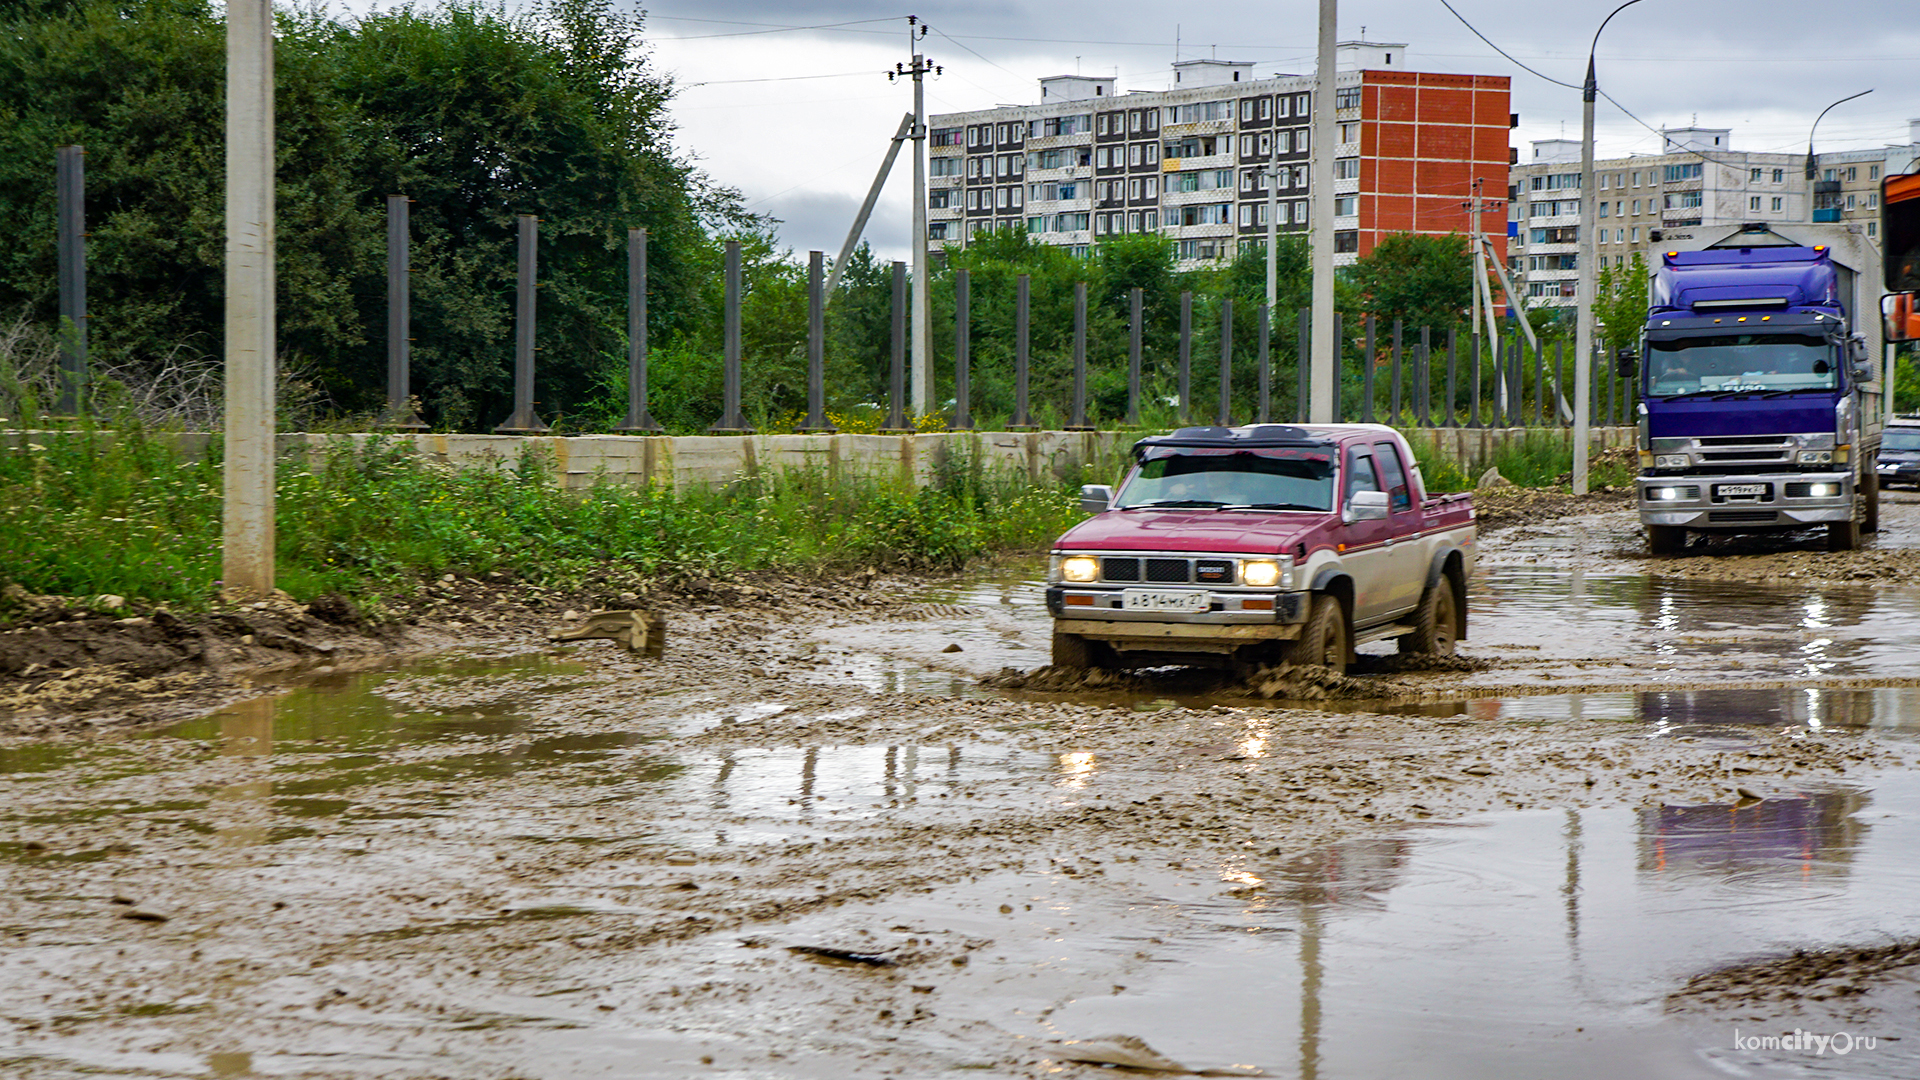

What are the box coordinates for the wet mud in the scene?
[6,496,1920,1076]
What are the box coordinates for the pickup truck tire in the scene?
[1282,595,1349,676]
[1399,575,1459,657]
[1051,631,1110,671]
[1647,525,1688,556]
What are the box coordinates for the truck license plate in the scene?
[1715,483,1767,497]
[1122,589,1211,612]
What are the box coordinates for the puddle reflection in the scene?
[1360,684,1920,735]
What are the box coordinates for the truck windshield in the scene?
[1646,333,1836,396]
[1115,449,1334,511]
[1885,429,1920,451]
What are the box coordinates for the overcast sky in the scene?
[644,1,1920,262]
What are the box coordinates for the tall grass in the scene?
[0,430,1086,611]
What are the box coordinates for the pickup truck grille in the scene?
[1101,557,1141,581]
[1146,558,1192,583]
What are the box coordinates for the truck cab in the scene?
[1632,226,1884,553]
[1045,424,1474,676]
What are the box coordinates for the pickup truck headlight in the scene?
[1059,555,1099,583]
[1241,559,1283,588]
[1653,454,1688,469]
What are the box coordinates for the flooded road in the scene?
[7,509,1920,1078]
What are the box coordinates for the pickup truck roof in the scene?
[1131,423,1399,458]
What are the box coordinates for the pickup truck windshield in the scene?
[1646,333,1836,397]
[1115,448,1334,511]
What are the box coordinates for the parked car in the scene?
[1045,424,1476,675]
[1876,418,1920,489]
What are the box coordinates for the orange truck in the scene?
[1886,171,1920,342]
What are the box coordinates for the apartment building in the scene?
[1509,121,1920,310]
[925,42,1512,270]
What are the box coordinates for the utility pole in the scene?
[893,17,939,417]
[1463,179,1506,413]
[222,0,275,599]
[1308,0,1337,422]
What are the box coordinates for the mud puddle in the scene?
[1334,684,1920,735]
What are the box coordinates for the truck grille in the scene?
[1708,510,1779,524]
[1101,557,1141,581]
[1146,558,1191,583]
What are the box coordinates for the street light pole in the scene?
[1308,0,1337,423]
[1574,0,1645,496]
[1805,90,1873,222]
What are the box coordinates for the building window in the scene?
[1239,134,1253,157]
[1338,121,1361,143]
[1128,211,1141,232]
[967,127,979,148]
[1143,210,1158,229]
[1334,195,1357,216]
[929,190,951,209]
[1147,110,1158,131]
[1749,195,1761,211]
[1333,158,1360,180]
[1259,132,1272,156]
[966,158,980,179]
[1334,230,1358,253]
[1663,190,1704,210]
[1847,193,1856,209]
[1771,168,1783,183]
[1600,174,1609,190]
[1294,166,1308,189]
[1147,143,1160,164]
[1599,202,1610,218]
[1847,166,1857,182]
[1771,196,1783,211]
[1258,97,1270,120]
[1334,87,1360,110]
[1293,201,1308,224]
[1296,93,1309,114]
[1144,176,1159,199]
[1870,165,1881,180]
[1630,227,1639,242]
[1869,221,1878,237]
[1275,95,1290,118]
[1128,178,1141,199]
[931,127,962,147]
[1751,168,1762,182]
[1129,144,1142,167]
[1632,199,1641,215]
[1824,167,1836,182]
[1241,99,1254,122]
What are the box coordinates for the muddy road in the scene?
[8,494,1920,1078]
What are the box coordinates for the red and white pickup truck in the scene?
[1045,423,1476,675]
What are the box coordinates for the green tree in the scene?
[1346,232,1471,332]
[1594,251,1650,356]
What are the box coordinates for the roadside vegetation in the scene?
[1412,429,1639,492]
[0,425,1084,616]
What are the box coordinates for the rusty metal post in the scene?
[496,215,550,433]
[1257,304,1271,424]
[952,268,972,431]
[1330,311,1343,423]
[1418,326,1432,427]
[881,260,910,433]
[1295,307,1310,424]
[1389,319,1403,425]
[1361,315,1376,424]
[1010,273,1034,430]
[1178,291,1193,423]
[1067,281,1091,430]
[56,145,86,415]
[1126,287,1143,426]
[1217,297,1234,426]
[616,228,663,432]
[381,195,425,430]
[1469,332,1482,428]
[797,249,833,433]
[1445,328,1459,427]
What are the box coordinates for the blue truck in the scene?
[1628,223,1886,554]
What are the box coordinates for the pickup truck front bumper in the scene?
[1047,585,1312,655]
[1637,470,1853,529]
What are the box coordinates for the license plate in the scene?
[1715,483,1767,497]
[1121,589,1211,612]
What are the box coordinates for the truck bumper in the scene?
[1047,585,1310,654]
[1637,470,1853,529]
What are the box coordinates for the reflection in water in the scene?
[214,696,274,848]
[1057,752,1097,789]
[1639,790,1867,881]
[1366,683,1920,735]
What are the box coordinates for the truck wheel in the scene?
[1863,470,1881,533]
[1399,574,1460,656]
[1283,595,1349,675]
[1051,631,1105,670]
[1647,525,1688,556]
[1827,519,1860,552]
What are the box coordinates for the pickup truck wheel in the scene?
[1283,595,1349,676]
[1647,525,1687,556]
[1399,575,1459,656]
[1827,519,1860,552]
[1051,631,1106,670]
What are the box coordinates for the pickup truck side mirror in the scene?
[1614,347,1639,379]
[1343,489,1388,523]
[1079,484,1114,514]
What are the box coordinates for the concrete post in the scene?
[881,260,910,433]
[221,0,276,599]
[1010,274,1034,430]
[952,268,972,431]
[1126,287,1143,426]
[1308,0,1338,422]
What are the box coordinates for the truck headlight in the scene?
[1797,450,1832,464]
[1654,454,1688,469]
[1241,559,1282,587]
[1060,555,1099,583]
[1648,486,1685,501]
[1807,482,1842,498]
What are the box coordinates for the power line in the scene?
[1436,0,1578,90]
[685,71,875,87]
[649,15,899,40]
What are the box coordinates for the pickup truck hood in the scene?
[1053,509,1317,554]
[1645,393,1839,439]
